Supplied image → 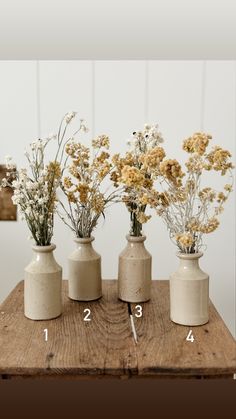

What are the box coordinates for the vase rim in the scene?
[176,251,203,259]
[32,243,56,252]
[126,234,146,242]
[74,236,94,244]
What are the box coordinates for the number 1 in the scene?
[44,328,48,342]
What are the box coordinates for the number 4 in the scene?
[186,329,195,343]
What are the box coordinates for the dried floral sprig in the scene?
[1,137,61,246]
[59,133,121,238]
[0,111,87,246]
[111,123,165,236]
[137,132,234,253]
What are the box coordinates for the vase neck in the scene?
[32,244,56,253]
[126,235,146,244]
[177,253,202,270]
[74,237,94,248]
[31,245,56,263]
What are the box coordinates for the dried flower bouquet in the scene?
[59,123,121,238]
[137,132,234,253]
[111,124,165,236]
[1,139,62,246]
[0,111,81,246]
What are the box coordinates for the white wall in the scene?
[0,61,235,336]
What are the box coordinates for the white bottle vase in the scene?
[170,252,209,326]
[24,244,62,320]
[118,235,152,303]
[68,236,102,301]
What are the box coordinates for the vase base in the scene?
[170,316,209,326]
[118,296,150,303]
[24,312,62,321]
[68,294,102,302]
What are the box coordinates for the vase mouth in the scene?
[176,251,203,260]
[32,243,56,252]
[74,236,94,244]
[126,234,146,243]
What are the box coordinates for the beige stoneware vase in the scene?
[24,244,62,320]
[118,235,152,303]
[170,252,209,326]
[68,236,102,301]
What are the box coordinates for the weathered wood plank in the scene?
[0,280,235,379]
[131,281,236,376]
[0,280,137,377]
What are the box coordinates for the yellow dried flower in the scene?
[199,187,216,202]
[185,155,204,173]
[46,161,61,180]
[176,233,194,249]
[110,171,119,187]
[63,177,73,189]
[136,212,151,224]
[160,159,184,185]
[139,146,165,169]
[77,183,89,203]
[183,132,211,155]
[91,193,105,214]
[120,165,145,188]
[69,165,81,180]
[206,146,233,175]
[98,161,111,179]
[199,217,219,233]
[92,135,110,149]
[224,184,233,192]
[217,192,227,203]
[67,192,76,203]
[142,177,153,189]
[95,151,110,164]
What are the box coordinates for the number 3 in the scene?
[135,305,142,318]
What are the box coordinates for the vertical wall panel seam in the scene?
[200,60,206,131]
[36,61,41,138]
[144,60,149,123]
[234,60,236,338]
[91,60,95,138]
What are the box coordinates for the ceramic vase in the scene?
[170,252,209,326]
[118,235,152,303]
[24,244,62,320]
[68,236,102,301]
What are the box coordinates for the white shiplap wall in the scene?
[0,60,235,336]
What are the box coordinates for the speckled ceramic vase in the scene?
[170,252,209,326]
[24,244,62,320]
[68,236,102,301]
[118,235,152,303]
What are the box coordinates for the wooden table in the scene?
[0,280,235,379]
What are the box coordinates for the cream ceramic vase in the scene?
[24,244,62,320]
[118,235,152,303]
[170,252,209,326]
[68,236,102,301]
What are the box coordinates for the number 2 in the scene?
[83,308,91,321]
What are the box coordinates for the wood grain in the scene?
[0,280,136,378]
[131,281,236,377]
[0,280,235,379]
